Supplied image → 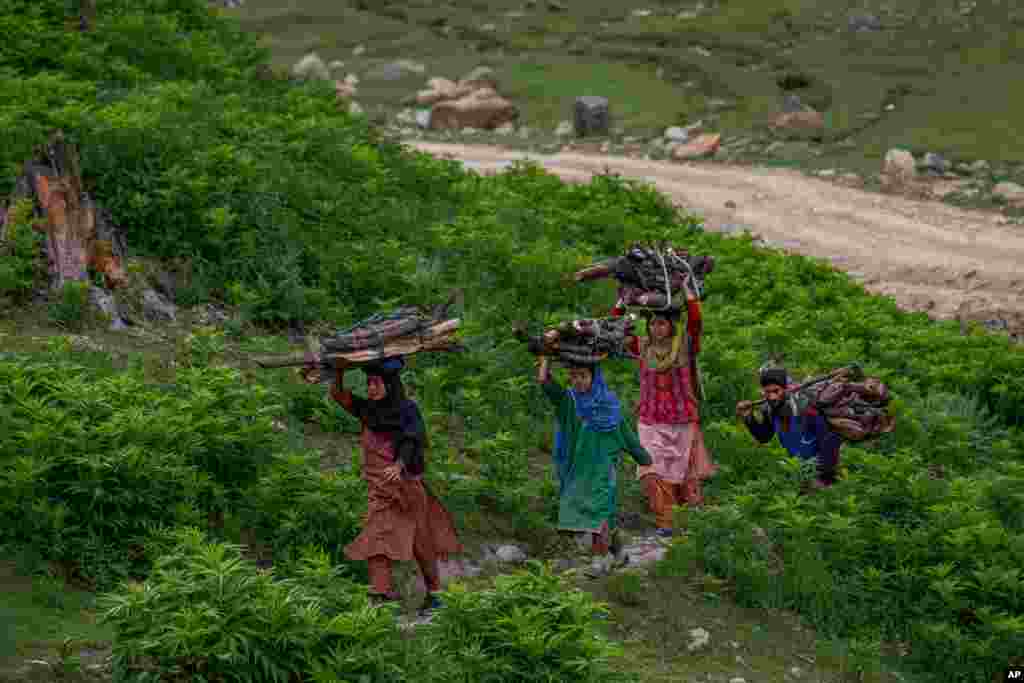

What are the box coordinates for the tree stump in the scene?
[9,130,128,292]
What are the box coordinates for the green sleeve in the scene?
[619,421,652,466]
[541,377,567,408]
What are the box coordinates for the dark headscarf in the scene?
[759,367,789,388]
[359,358,427,476]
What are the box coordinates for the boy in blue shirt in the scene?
[736,367,842,491]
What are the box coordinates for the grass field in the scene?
[224,0,1024,173]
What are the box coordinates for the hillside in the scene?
[2,1,1024,682]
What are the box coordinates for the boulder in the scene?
[921,152,949,174]
[771,109,825,131]
[555,120,573,136]
[292,53,330,81]
[664,126,689,142]
[848,13,881,31]
[883,148,916,180]
[142,288,177,322]
[573,95,610,137]
[993,181,1024,204]
[670,133,721,160]
[494,544,527,563]
[429,89,518,130]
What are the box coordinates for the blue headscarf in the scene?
[569,365,622,433]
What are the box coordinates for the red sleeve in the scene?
[687,299,703,355]
[626,335,641,356]
[611,304,626,318]
[329,383,360,417]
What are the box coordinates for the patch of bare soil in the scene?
[412,142,1024,338]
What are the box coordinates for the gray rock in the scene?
[664,126,689,142]
[555,120,573,136]
[921,152,949,174]
[687,627,710,651]
[782,93,805,113]
[415,109,432,129]
[573,96,610,137]
[365,61,422,81]
[153,270,177,299]
[291,53,330,81]
[348,101,364,116]
[142,288,177,322]
[495,544,527,563]
[88,286,127,330]
[848,13,881,31]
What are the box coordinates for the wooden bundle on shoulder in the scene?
[515,315,637,365]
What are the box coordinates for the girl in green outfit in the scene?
[536,353,652,577]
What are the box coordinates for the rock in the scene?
[348,101,364,116]
[328,60,345,70]
[352,44,366,56]
[481,23,496,31]
[687,627,710,651]
[692,46,712,57]
[790,666,804,677]
[670,133,721,160]
[781,93,805,113]
[518,126,532,139]
[968,159,990,173]
[415,109,432,129]
[396,108,416,125]
[555,120,573,136]
[848,13,881,31]
[153,270,177,299]
[292,53,330,81]
[573,96,610,137]
[729,678,747,683]
[460,66,498,88]
[366,60,425,81]
[885,103,895,111]
[921,152,949,174]
[632,9,653,17]
[817,168,836,177]
[142,288,176,322]
[994,181,1024,203]
[883,148,916,180]
[88,285,127,330]
[344,73,359,87]
[677,10,699,19]
[664,126,689,143]
[772,104,825,131]
[495,544,527,563]
[429,88,518,130]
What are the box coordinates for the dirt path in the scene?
[411,142,1024,337]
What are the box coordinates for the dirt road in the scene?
[411,142,1024,337]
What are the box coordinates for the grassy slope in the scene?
[226,0,1024,173]
[3,1,1024,681]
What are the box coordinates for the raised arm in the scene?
[328,361,365,418]
[685,279,703,355]
[737,401,776,443]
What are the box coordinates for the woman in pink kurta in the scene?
[612,280,717,537]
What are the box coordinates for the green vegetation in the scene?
[1,0,1023,681]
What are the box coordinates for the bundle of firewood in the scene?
[254,294,464,373]
[515,315,637,365]
[574,242,714,311]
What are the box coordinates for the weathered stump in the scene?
[9,130,128,292]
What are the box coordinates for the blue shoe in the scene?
[420,594,444,614]
[655,528,674,539]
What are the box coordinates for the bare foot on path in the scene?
[411,142,1024,338]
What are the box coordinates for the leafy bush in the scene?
[101,533,633,683]
[0,358,290,587]
[100,529,403,683]
[0,197,45,302]
[48,280,91,329]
